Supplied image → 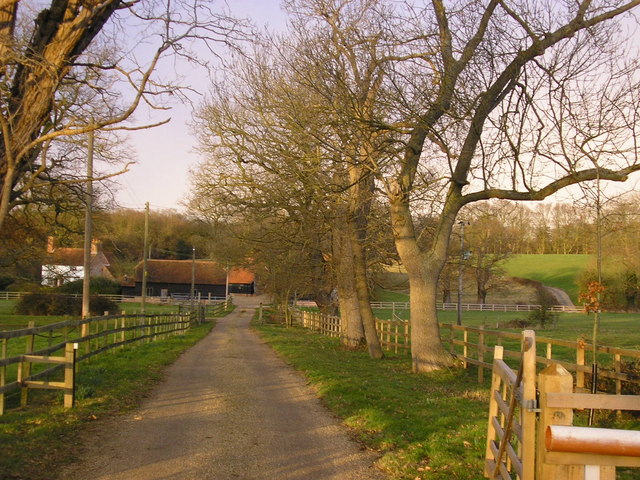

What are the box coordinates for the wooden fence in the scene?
[375,318,640,393]
[485,330,640,479]
[291,309,640,394]
[370,301,583,313]
[0,311,196,415]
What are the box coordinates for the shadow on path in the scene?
[60,304,385,480]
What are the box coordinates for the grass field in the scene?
[502,254,593,302]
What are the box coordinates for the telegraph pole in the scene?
[141,202,150,314]
[457,220,466,326]
[191,246,196,301]
[81,130,94,329]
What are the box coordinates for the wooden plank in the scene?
[545,451,640,467]
[22,355,66,364]
[490,437,522,478]
[546,393,640,411]
[0,337,6,415]
[23,380,66,390]
[493,359,518,386]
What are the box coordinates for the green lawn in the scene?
[501,254,593,302]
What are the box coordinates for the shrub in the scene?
[56,277,121,295]
[15,293,118,316]
[528,288,558,328]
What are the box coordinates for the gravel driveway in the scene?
[60,301,385,480]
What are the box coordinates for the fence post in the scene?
[448,324,455,356]
[259,303,263,324]
[521,330,537,480]
[120,312,126,346]
[537,363,576,479]
[478,325,485,383]
[20,321,35,408]
[614,353,622,396]
[63,343,76,409]
[463,328,468,369]
[0,337,6,415]
[576,339,586,389]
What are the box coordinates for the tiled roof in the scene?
[45,248,94,267]
[133,259,254,285]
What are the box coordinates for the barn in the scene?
[121,259,255,298]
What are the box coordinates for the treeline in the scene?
[0,207,247,287]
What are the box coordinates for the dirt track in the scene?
[60,298,385,480]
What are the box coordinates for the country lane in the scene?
[59,299,386,480]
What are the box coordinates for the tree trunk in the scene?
[348,216,384,359]
[408,267,452,371]
[389,185,455,372]
[332,224,365,348]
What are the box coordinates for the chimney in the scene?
[91,239,101,255]
[47,237,55,253]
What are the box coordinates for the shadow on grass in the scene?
[255,324,490,480]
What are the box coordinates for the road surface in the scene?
[60,298,385,480]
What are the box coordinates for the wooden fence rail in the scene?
[0,310,198,414]
[485,331,640,480]
[370,301,583,313]
[291,310,640,395]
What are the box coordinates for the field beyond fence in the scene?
[292,309,640,396]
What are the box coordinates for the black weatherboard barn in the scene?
[122,259,255,298]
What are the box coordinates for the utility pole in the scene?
[81,130,94,329]
[141,202,150,314]
[191,246,196,301]
[457,220,466,326]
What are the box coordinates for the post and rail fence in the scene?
[0,310,202,415]
[290,308,640,395]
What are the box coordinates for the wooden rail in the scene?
[370,301,583,313]
[293,310,640,395]
[0,310,200,414]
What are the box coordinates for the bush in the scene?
[528,288,558,328]
[0,275,15,290]
[15,293,118,316]
[56,277,121,295]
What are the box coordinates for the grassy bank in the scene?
[502,254,592,302]
[255,322,488,479]
[255,322,640,479]
[0,321,214,480]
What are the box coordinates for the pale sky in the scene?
[115,1,287,212]
[114,2,640,212]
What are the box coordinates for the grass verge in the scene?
[254,322,489,480]
[0,321,214,480]
[254,321,640,480]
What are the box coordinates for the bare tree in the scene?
[0,0,245,231]
[381,0,640,371]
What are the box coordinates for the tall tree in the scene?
[381,0,640,371]
[0,0,243,230]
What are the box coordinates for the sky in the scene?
[115,1,287,212]
[114,1,640,213]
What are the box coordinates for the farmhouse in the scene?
[41,238,113,287]
[122,259,255,298]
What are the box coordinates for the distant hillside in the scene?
[502,254,593,303]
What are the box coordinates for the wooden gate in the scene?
[484,330,537,479]
[485,329,640,479]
